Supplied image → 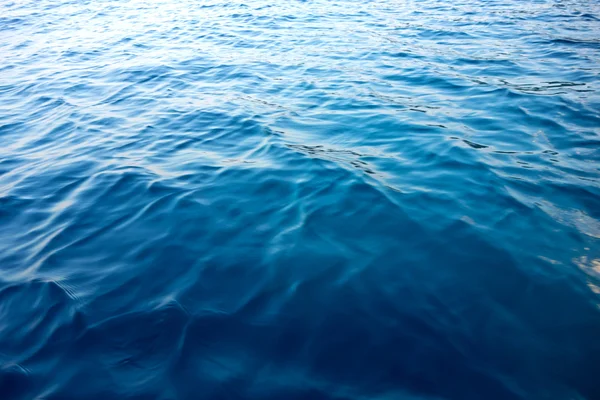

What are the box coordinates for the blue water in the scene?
[1,0,600,398]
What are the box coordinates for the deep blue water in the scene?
[1,0,600,398]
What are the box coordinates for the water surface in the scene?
[1,0,600,399]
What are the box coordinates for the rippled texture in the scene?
[1,0,600,398]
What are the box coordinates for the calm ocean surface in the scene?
[1,0,600,399]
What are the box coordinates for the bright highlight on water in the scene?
[1,0,599,399]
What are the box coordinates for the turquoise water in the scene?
[1,0,600,399]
